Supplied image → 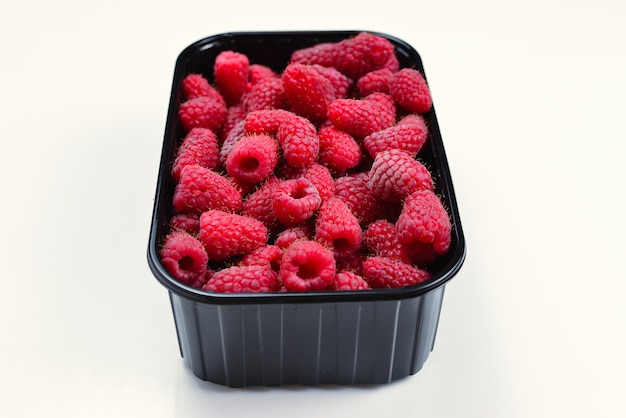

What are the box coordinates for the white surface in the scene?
[1,1,625,417]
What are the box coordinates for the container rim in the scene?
[147,30,466,305]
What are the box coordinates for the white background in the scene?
[1,1,625,417]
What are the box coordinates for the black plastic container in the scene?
[147,31,466,387]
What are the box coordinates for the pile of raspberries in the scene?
[159,32,452,293]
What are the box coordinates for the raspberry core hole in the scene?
[290,187,308,199]
[240,156,260,172]
[178,255,195,271]
[297,261,320,280]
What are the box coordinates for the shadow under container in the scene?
[147,31,466,387]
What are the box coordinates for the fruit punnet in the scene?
[160,32,452,292]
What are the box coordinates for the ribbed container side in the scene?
[168,286,446,387]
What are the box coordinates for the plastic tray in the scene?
[147,31,466,387]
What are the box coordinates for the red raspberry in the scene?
[214,50,250,105]
[199,210,268,261]
[274,224,314,249]
[242,77,288,112]
[395,189,452,263]
[168,212,200,234]
[240,244,283,272]
[382,53,400,72]
[225,134,279,184]
[368,149,434,203]
[331,271,370,291]
[278,240,336,292]
[315,197,363,257]
[356,68,393,97]
[279,162,335,202]
[241,176,281,229]
[171,127,220,181]
[219,103,247,141]
[178,96,228,133]
[181,73,224,102]
[309,64,353,99]
[282,62,336,121]
[244,109,296,136]
[272,178,322,227]
[318,126,362,174]
[159,231,208,288]
[327,93,396,139]
[289,42,337,67]
[276,115,319,168]
[248,64,280,84]
[172,164,242,214]
[203,265,280,293]
[362,256,430,289]
[389,68,433,114]
[331,32,396,79]
[363,220,411,263]
[334,172,387,225]
[363,114,428,159]
[219,120,246,166]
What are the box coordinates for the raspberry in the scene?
[395,189,452,263]
[219,103,247,141]
[363,220,411,263]
[272,178,322,227]
[331,271,370,291]
[318,126,362,174]
[225,134,279,184]
[171,127,220,181]
[334,172,387,225]
[159,231,208,288]
[309,64,353,99]
[368,149,434,203]
[327,93,396,139]
[282,62,336,121]
[199,210,268,261]
[240,245,283,272]
[274,224,314,249]
[241,176,281,229]
[214,50,250,105]
[248,64,280,84]
[356,68,393,97]
[278,240,336,292]
[219,120,246,166]
[203,265,281,293]
[289,42,336,67]
[315,197,363,257]
[181,73,224,102]
[178,96,228,133]
[362,256,430,289]
[276,115,319,168]
[244,109,296,136]
[168,213,200,234]
[279,162,335,202]
[242,77,288,112]
[363,114,428,159]
[389,68,433,114]
[172,164,242,214]
[331,32,396,79]
[382,53,400,72]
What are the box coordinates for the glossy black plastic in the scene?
[147,31,466,387]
